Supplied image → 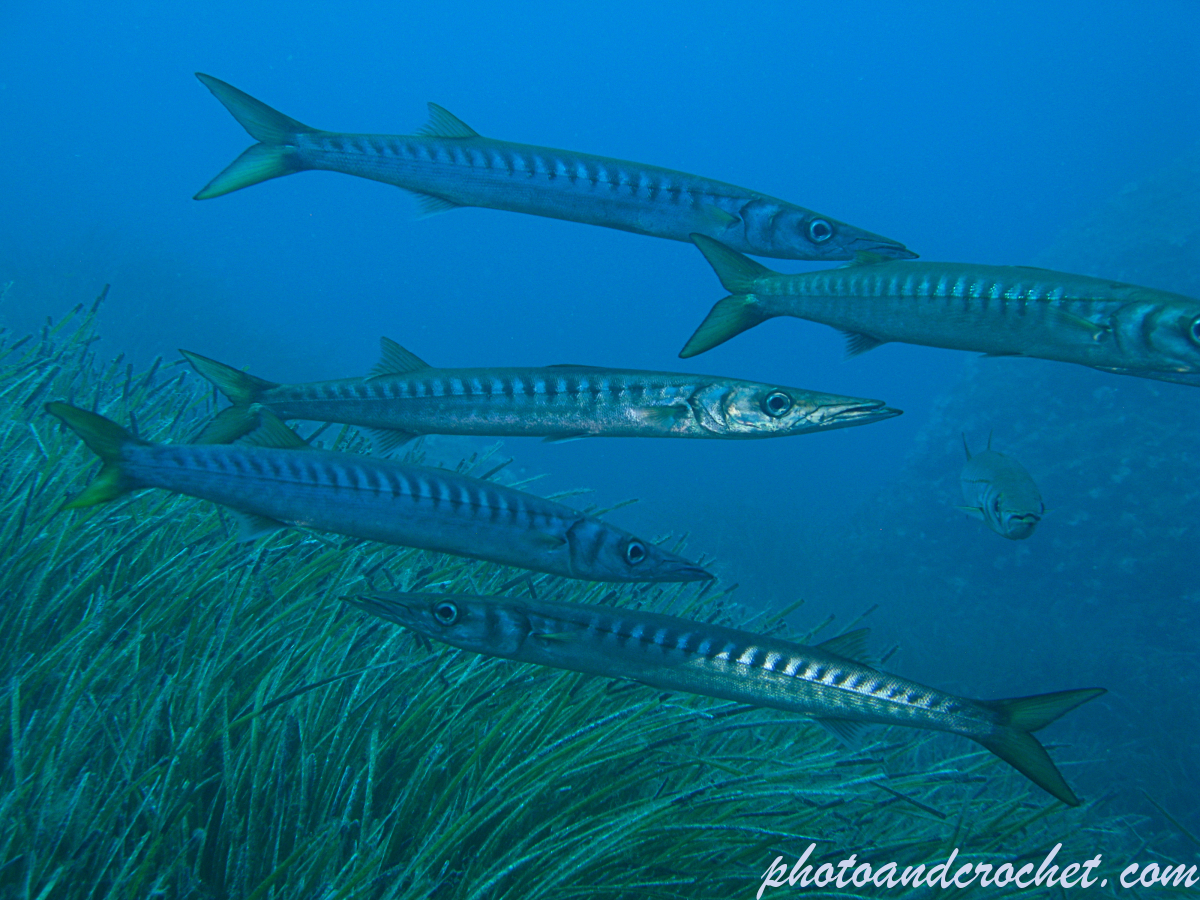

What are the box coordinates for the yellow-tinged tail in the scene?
[679,294,771,358]
[179,349,278,443]
[193,73,314,200]
[679,234,779,357]
[45,402,148,508]
[976,687,1106,806]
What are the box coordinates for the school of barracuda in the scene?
[48,69,1200,808]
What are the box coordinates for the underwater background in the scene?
[1,1,1198,896]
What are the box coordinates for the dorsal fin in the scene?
[419,103,480,139]
[815,628,872,665]
[238,407,310,450]
[372,337,431,377]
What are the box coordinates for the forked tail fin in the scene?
[45,402,149,508]
[179,349,278,442]
[194,73,315,199]
[975,687,1106,806]
[690,233,776,293]
[678,294,771,358]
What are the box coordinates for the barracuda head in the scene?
[564,519,713,583]
[348,593,526,656]
[737,199,917,261]
[1120,301,1200,373]
[690,383,902,437]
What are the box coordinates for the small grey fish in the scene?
[681,234,1200,388]
[180,339,901,452]
[959,434,1044,540]
[348,592,1104,806]
[192,73,914,262]
[45,402,710,583]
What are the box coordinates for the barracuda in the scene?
[44,403,710,583]
[681,235,1200,388]
[350,592,1105,806]
[192,73,914,262]
[959,434,1044,540]
[180,338,900,451]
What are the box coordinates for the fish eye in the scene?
[625,540,647,565]
[761,390,793,418]
[433,601,459,625]
[992,496,1002,516]
[807,218,833,243]
[1189,315,1200,346]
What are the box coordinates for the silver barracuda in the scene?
[45,403,710,583]
[959,434,1044,540]
[348,592,1104,806]
[180,338,901,451]
[681,235,1200,388]
[192,73,914,262]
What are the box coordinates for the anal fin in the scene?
[230,509,287,542]
[542,433,590,444]
[841,331,884,357]
[816,717,866,746]
[407,190,463,218]
[366,426,418,454]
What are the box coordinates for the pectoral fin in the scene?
[955,505,985,521]
[633,405,688,429]
[701,204,741,230]
[1047,307,1108,342]
[531,631,581,644]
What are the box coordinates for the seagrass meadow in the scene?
[0,285,1166,898]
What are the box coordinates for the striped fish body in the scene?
[351,592,1105,806]
[757,262,1200,368]
[363,594,998,736]
[46,404,710,583]
[260,369,721,438]
[683,237,1200,384]
[182,346,899,443]
[193,74,914,262]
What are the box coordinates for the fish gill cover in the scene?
[0,290,1154,896]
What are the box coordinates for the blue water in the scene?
[3,0,1199,848]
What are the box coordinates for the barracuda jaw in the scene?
[805,401,902,434]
